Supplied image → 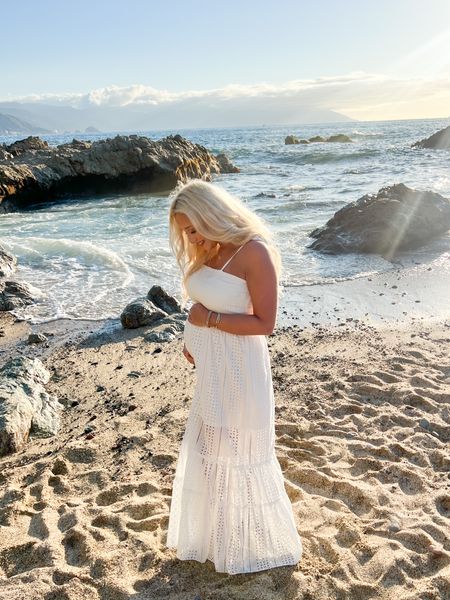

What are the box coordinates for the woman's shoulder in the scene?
[243,237,270,254]
[241,238,273,268]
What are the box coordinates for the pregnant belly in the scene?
[183,319,201,360]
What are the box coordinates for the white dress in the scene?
[166,245,302,574]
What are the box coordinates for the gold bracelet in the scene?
[215,312,221,328]
[205,310,212,327]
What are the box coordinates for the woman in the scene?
[166,179,302,575]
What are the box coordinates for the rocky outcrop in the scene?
[6,136,50,157]
[308,184,450,259]
[0,280,38,311]
[285,134,352,145]
[0,244,17,277]
[0,134,239,213]
[0,357,60,456]
[412,125,450,149]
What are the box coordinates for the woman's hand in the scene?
[183,343,195,366]
[188,302,209,327]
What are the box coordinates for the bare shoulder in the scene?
[242,239,274,272]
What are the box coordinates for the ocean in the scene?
[1,118,450,326]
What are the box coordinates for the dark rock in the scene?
[327,134,352,143]
[120,298,167,329]
[0,280,38,310]
[27,332,48,344]
[285,133,352,145]
[307,183,450,259]
[6,136,49,157]
[0,245,17,278]
[147,285,182,314]
[215,153,240,173]
[285,135,300,145]
[0,134,225,213]
[412,125,450,149]
[0,357,60,456]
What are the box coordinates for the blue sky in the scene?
[2,0,450,121]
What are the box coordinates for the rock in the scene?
[0,146,13,161]
[327,134,352,143]
[27,332,48,344]
[0,245,17,278]
[145,324,179,343]
[388,519,401,532]
[215,153,240,173]
[120,297,167,329]
[285,133,352,145]
[147,285,182,314]
[412,125,450,149]
[6,136,49,157]
[0,280,38,310]
[0,134,227,213]
[0,357,60,456]
[307,184,450,259]
[285,135,300,145]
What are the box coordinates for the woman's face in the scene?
[174,213,217,252]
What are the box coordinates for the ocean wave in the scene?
[7,237,133,272]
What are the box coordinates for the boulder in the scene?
[285,135,300,145]
[0,134,237,213]
[147,285,183,314]
[27,332,48,344]
[120,298,167,329]
[308,183,450,259]
[0,280,37,310]
[215,153,240,173]
[0,357,60,456]
[412,125,450,149]
[327,134,352,143]
[0,245,17,278]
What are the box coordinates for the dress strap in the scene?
[220,244,244,271]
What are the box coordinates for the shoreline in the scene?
[0,305,449,597]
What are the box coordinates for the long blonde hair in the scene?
[168,179,282,306]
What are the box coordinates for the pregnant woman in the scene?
[166,179,302,575]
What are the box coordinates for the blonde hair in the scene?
[168,179,282,306]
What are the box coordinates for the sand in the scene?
[0,309,449,600]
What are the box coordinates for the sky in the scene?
[2,0,450,122]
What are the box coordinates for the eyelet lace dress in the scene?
[166,245,303,574]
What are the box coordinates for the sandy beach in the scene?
[0,305,449,600]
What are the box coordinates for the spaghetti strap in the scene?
[220,245,244,271]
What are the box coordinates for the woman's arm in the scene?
[188,241,278,336]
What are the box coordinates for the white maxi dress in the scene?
[166,245,303,574]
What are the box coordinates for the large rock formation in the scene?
[307,184,450,259]
[0,134,239,213]
[0,357,60,456]
[412,125,450,149]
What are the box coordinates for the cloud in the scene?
[2,73,450,121]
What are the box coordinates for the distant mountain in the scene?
[0,100,354,135]
[0,112,51,135]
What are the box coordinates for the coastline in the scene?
[0,298,449,598]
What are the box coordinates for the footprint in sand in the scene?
[91,513,129,541]
[62,527,96,567]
